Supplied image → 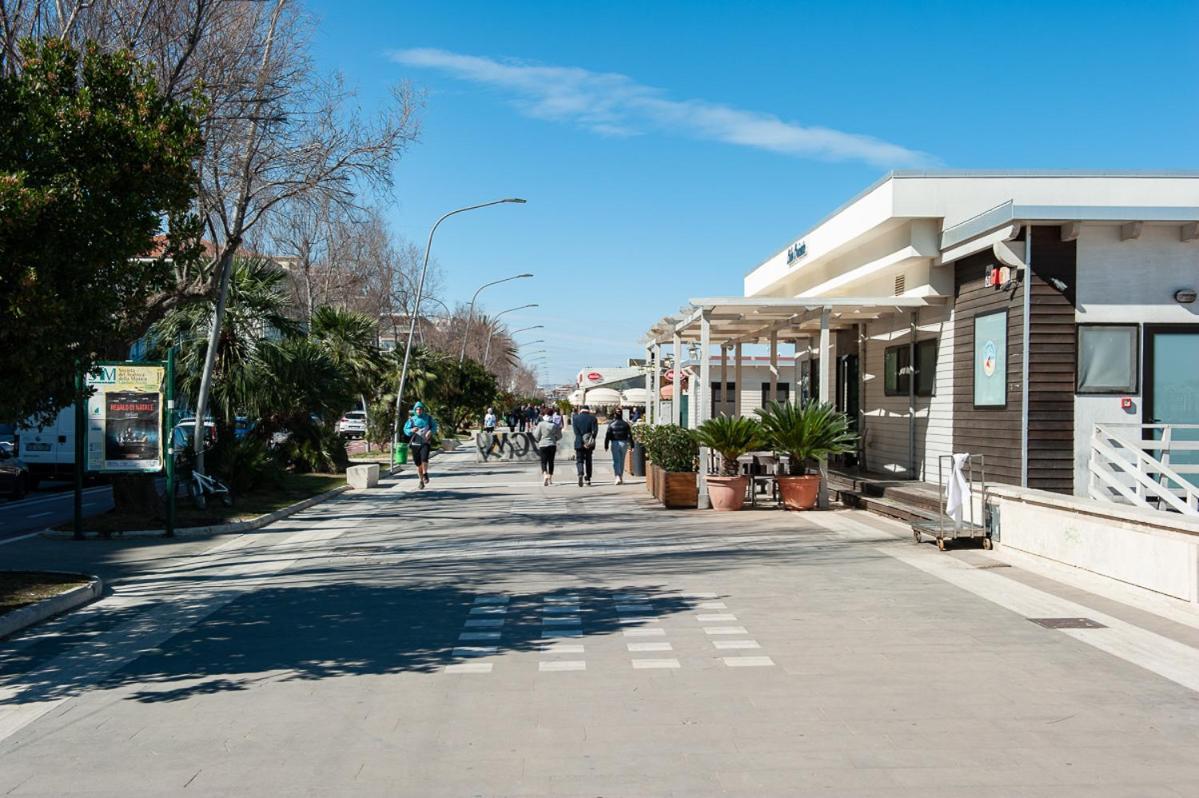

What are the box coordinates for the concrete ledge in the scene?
[0,573,103,640]
[987,484,1199,603]
[42,464,402,540]
[347,464,380,489]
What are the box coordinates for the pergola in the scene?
[640,295,947,508]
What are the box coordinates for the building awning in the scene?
[643,295,947,346]
[582,387,622,406]
[621,388,649,405]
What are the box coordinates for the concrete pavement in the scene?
[2,449,1199,796]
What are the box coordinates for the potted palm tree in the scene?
[695,416,762,511]
[755,401,856,510]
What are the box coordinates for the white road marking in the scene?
[458,632,500,641]
[723,656,774,667]
[627,642,672,652]
[704,626,748,635]
[469,606,506,615]
[451,646,496,657]
[623,627,666,637]
[541,629,583,638]
[541,617,580,626]
[632,658,680,669]
[697,613,737,622]
[612,593,650,602]
[27,512,52,519]
[445,663,493,674]
[617,617,660,624]
[697,601,727,610]
[463,619,504,628]
[0,532,41,545]
[541,604,579,614]
[544,595,579,604]
[539,660,586,672]
[472,595,510,605]
[713,640,760,650]
[681,592,718,599]
[615,604,653,613]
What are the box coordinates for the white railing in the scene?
[1089,423,1199,516]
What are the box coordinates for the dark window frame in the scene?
[1076,323,1140,395]
[760,382,790,407]
[883,339,936,398]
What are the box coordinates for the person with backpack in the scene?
[572,404,598,487]
[533,406,562,486]
[604,409,635,485]
[403,401,438,488]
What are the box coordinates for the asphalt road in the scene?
[0,485,113,542]
[3,450,1199,795]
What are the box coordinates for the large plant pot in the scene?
[706,475,747,511]
[661,471,698,509]
[778,474,821,510]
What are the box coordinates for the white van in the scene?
[17,406,75,484]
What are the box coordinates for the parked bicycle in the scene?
[188,468,233,510]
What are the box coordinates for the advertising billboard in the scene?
[85,364,165,472]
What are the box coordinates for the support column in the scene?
[719,344,728,416]
[857,323,867,469]
[651,344,661,424]
[769,329,779,403]
[734,343,743,418]
[697,313,712,509]
[645,345,654,423]
[671,332,682,426]
[818,307,832,509]
[793,338,804,406]
[908,309,918,479]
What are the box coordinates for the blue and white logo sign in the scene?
[786,241,807,265]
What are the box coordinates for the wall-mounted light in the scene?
[1174,288,1197,304]
[1048,277,1069,292]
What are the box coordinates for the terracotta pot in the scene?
[706,475,747,511]
[661,471,698,509]
[777,474,821,510]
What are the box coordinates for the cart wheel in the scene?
[936,537,946,552]
[982,537,993,550]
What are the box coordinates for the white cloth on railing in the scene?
[945,453,971,527]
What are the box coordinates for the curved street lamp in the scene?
[392,198,526,460]
[482,304,538,366]
[458,272,534,364]
[509,325,543,337]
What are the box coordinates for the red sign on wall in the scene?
[587,371,603,382]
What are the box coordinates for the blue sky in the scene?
[306,0,1199,385]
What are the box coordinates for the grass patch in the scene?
[55,472,346,534]
[0,571,91,616]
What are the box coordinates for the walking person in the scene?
[572,404,598,487]
[403,401,438,488]
[481,406,498,460]
[534,406,562,486]
[551,406,563,430]
[604,409,634,485]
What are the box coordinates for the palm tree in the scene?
[309,306,385,446]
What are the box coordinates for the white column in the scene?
[719,344,728,416]
[697,312,712,509]
[793,338,804,406]
[818,307,832,509]
[651,343,660,424]
[769,329,779,403]
[671,332,682,426]
[734,342,743,417]
[645,345,654,423]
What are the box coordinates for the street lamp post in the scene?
[482,304,538,367]
[458,273,534,364]
[392,198,526,461]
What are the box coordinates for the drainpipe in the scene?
[908,309,918,479]
[1021,228,1033,487]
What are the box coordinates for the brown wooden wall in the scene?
[950,226,1077,493]
[1026,226,1077,493]
[952,250,1025,486]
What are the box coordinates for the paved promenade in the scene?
[2,449,1199,796]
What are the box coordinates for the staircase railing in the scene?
[1088,423,1199,516]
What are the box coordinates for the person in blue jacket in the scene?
[403,401,439,488]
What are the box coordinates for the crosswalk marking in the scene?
[722,656,774,667]
[627,642,672,652]
[712,640,760,650]
[444,662,493,673]
[539,660,586,672]
[463,618,504,628]
[703,626,748,635]
[459,631,500,641]
[451,646,496,657]
[632,658,680,669]
[697,613,737,622]
[623,627,666,637]
[472,595,509,605]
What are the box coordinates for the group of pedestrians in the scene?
[531,404,636,488]
[509,404,543,433]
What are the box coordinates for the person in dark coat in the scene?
[572,405,599,487]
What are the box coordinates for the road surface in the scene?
[0,485,113,542]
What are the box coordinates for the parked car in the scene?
[0,445,32,499]
[173,418,217,454]
[336,411,367,439]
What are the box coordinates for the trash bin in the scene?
[631,443,646,477]
[394,442,409,465]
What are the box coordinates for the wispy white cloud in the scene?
[391,48,936,168]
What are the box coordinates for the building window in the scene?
[760,382,789,406]
[1077,324,1139,394]
[710,382,735,416]
[884,340,936,397]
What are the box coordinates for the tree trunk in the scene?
[111,474,165,519]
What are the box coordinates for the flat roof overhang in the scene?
[643,295,947,346]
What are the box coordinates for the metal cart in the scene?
[912,454,990,551]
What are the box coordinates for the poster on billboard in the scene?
[85,364,165,472]
[973,310,1008,408]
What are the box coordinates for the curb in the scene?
[42,464,404,540]
[0,573,104,640]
